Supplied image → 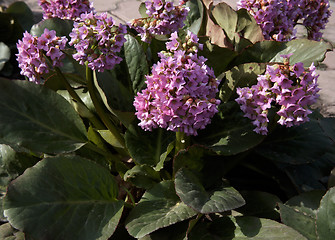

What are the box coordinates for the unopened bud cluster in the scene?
[236,54,320,135]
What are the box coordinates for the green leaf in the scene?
[184,0,204,35]
[173,145,206,175]
[175,168,245,214]
[256,116,335,191]
[235,8,264,43]
[232,216,307,239]
[0,223,25,240]
[30,18,74,37]
[139,221,188,240]
[188,216,307,239]
[0,79,87,154]
[97,130,124,148]
[211,2,238,42]
[139,2,149,18]
[0,144,39,191]
[124,34,149,93]
[316,187,335,240]
[195,103,266,156]
[256,117,334,165]
[125,180,197,238]
[278,191,324,240]
[236,39,332,66]
[0,42,10,71]
[199,38,238,76]
[3,155,124,240]
[269,39,333,66]
[124,164,161,189]
[219,63,267,103]
[125,124,174,166]
[5,1,34,32]
[237,191,281,219]
[154,141,174,171]
[279,203,317,240]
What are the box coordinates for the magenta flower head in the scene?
[236,54,320,135]
[38,0,94,20]
[16,29,68,84]
[237,0,332,41]
[69,12,127,72]
[129,0,189,42]
[237,0,296,41]
[134,31,221,136]
[299,0,332,41]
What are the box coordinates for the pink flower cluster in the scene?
[16,29,67,84]
[300,0,332,41]
[129,0,189,42]
[69,12,127,72]
[134,32,220,136]
[38,0,94,20]
[236,55,320,135]
[237,0,332,41]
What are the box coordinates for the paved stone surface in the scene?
[1,0,335,115]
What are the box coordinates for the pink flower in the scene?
[236,55,319,134]
[16,29,67,83]
[134,32,220,136]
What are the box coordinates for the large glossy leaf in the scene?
[175,168,245,214]
[184,0,204,35]
[199,38,237,76]
[125,180,197,239]
[235,8,264,43]
[0,144,39,191]
[219,63,267,103]
[256,117,334,165]
[233,216,307,239]
[279,191,324,240]
[189,216,307,239]
[0,79,87,154]
[209,2,262,50]
[0,42,10,71]
[236,39,332,66]
[211,2,238,42]
[30,18,74,37]
[125,124,174,167]
[195,103,266,156]
[279,204,316,240]
[236,191,281,219]
[269,39,333,65]
[0,223,25,240]
[5,1,34,32]
[316,187,335,240]
[124,164,161,189]
[256,116,335,191]
[173,145,206,175]
[123,34,148,93]
[3,155,124,240]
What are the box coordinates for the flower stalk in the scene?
[86,63,126,148]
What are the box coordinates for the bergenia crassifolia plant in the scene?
[0,0,334,239]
